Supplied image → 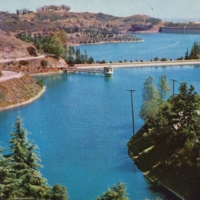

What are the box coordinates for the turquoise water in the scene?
[0,33,200,199]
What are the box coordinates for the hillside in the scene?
[0,30,38,59]
[0,10,163,44]
[0,74,43,109]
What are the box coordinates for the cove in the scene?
[0,65,200,199]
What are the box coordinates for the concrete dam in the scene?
[159,27,200,34]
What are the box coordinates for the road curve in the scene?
[0,55,45,64]
[0,70,24,82]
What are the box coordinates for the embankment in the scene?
[159,26,200,34]
[0,74,44,110]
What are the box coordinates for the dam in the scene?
[159,26,200,34]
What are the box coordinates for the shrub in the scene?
[27,46,37,56]
[41,60,49,68]
[100,60,106,64]
[154,57,159,61]
[19,60,29,65]
[161,57,167,61]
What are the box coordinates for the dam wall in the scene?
[159,27,200,34]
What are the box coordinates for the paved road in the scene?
[0,70,24,82]
[0,55,45,64]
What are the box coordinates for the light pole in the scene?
[127,89,136,135]
[170,79,177,98]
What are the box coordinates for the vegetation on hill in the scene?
[128,76,200,199]
[0,113,68,199]
[36,4,71,12]
[16,30,94,65]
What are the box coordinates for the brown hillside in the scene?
[0,74,43,109]
[0,30,37,59]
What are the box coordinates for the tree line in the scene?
[36,5,71,12]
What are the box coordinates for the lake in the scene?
[0,33,200,200]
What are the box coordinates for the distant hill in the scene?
[0,10,163,44]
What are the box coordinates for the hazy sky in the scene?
[0,0,200,20]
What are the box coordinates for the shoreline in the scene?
[30,70,63,76]
[71,39,144,46]
[0,86,46,111]
[144,173,184,200]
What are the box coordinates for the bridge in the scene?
[62,67,104,74]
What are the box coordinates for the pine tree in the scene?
[0,146,22,198]
[9,113,50,199]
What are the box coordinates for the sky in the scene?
[0,0,200,21]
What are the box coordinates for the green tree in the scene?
[189,41,200,59]
[140,76,164,122]
[0,146,21,198]
[170,82,200,130]
[46,36,65,58]
[96,181,129,200]
[157,75,170,99]
[49,184,68,200]
[142,76,159,102]
[185,48,189,60]
[9,113,49,199]
[154,57,159,61]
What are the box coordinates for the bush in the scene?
[27,46,37,56]
[100,60,106,64]
[154,57,159,61]
[37,78,44,87]
[161,57,167,61]
[41,60,48,68]
[19,60,29,65]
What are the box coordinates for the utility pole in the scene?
[170,79,177,98]
[127,89,136,135]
